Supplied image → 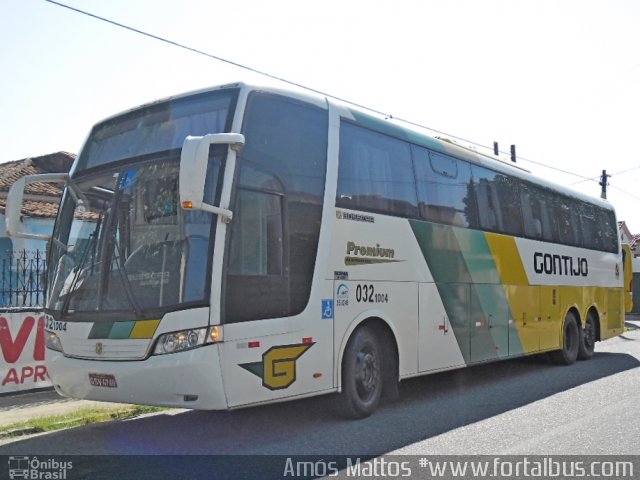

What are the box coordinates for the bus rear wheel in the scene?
[550,312,579,365]
[578,312,596,360]
[339,326,383,419]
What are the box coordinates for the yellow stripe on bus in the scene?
[484,233,529,286]
[129,319,161,339]
[483,233,539,353]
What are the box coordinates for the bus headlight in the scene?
[154,328,207,355]
[46,330,64,353]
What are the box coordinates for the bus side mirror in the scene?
[5,173,69,240]
[179,133,245,223]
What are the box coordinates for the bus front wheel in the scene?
[550,312,580,365]
[339,326,383,419]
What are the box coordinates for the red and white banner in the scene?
[0,311,51,393]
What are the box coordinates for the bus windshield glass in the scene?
[47,154,223,320]
[47,88,237,320]
[75,88,237,172]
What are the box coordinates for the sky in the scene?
[2,0,640,231]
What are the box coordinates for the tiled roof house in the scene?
[0,151,75,257]
[0,152,75,307]
[0,151,75,220]
[618,221,640,257]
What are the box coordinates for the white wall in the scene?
[0,310,51,393]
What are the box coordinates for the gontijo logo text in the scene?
[533,252,588,277]
[345,241,401,266]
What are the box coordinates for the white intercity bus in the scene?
[6,82,632,418]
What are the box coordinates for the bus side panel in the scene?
[418,283,466,372]
[606,288,624,336]
[329,213,434,379]
[411,222,531,362]
[540,286,561,350]
[504,285,540,353]
[333,280,419,379]
[219,298,335,408]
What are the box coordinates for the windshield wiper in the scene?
[112,240,142,318]
[59,228,99,319]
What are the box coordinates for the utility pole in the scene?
[599,169,610,199]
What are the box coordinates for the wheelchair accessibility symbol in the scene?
[322,299,334,320]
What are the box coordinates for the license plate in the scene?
[89,373,118,388]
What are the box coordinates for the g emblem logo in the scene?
[240,343,314,390]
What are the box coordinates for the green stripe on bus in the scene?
[456,229,524,357]
[109,321,136,339]
[410,221,525,361]
[88,321,138,339]
[88,322,113,339]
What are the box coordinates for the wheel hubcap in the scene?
[355,349,378,400]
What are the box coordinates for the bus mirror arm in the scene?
[6,172,70,240]
[187,202,234,223]
[179,133,245,223]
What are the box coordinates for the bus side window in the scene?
[337,122,418,218]
[553,197,582,246]
[597,208,618,253]
[581,204,603,251]
[469,165,524,236]
[471,165,503,232]
[413,147,472,227]
[228,180,284,276]
[520,189,542,239]
[226,92,328,323]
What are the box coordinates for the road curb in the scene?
[0,426,42,439]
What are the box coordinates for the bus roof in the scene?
[88,81,614,213]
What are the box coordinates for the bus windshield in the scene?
[47,154,221,320]
[75,88,237,172]
[47,88,238,321]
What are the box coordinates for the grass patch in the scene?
[0,405,167,438]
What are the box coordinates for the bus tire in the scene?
[339,326,383,419]
[577,312,597,360]
[550,312,579,365]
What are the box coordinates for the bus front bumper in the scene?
[46,343,228,410]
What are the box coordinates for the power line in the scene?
[512,155,593,181]
[609,184,640,202]
[43,0,392,119]
[571,165,640,186]
[44,0,594,182]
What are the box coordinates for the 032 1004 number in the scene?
[355,284,388,303]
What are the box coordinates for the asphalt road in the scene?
[1,328,639,477]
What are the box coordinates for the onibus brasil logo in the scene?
[8,456,72,479]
